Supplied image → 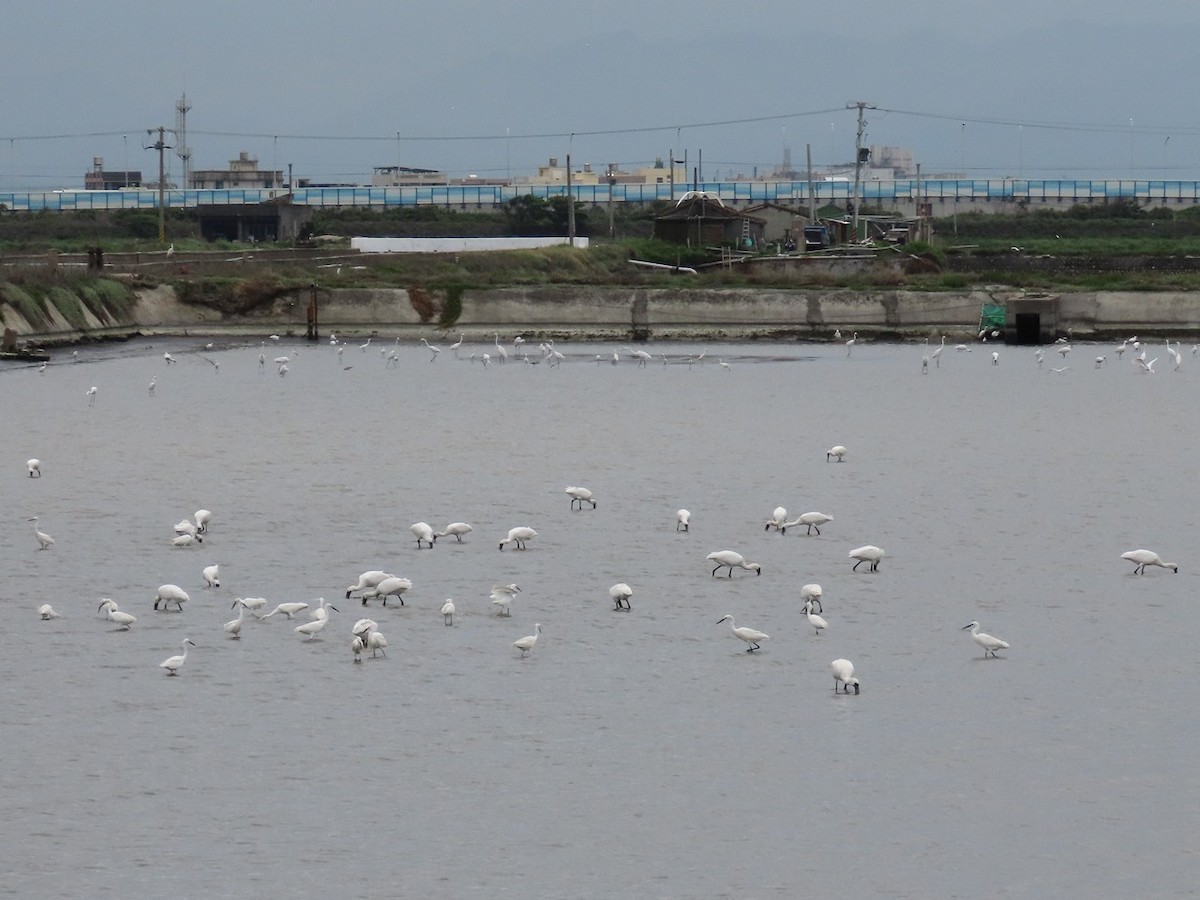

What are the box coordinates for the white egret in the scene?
[716,615,769,651]
[352,635,365,662]
[29,517,54,550]
[490,584,520,616]
[364,576,412,607]
[706,550,762,578]
[148,376,157,396]
[831,658,859,693]
[718,359,731,370]
[160,639,195,675]
[260,601,308,620]
[1121,549,1178,574]
[492,333,508,363]
[86,386,98,407]
[803,599,828,636]
[449,332,465,357]
[38,603,61,620]
[411,521,436,549]
[676,509,691,532]
[345,570,391,600]
[154,584,190,611]
[764,506,787,532]
[565,486,597,510]
[928,335,944,367]
[846,332,859,356]
[625,347,653,367]
[434,522,473,543]
[514,623,542,657]
[800,584,823,614]
[163,351,176,364]
[609,582,632,611]
[308,597,338,621]
[237,597,268,617]
[202,564,220,588]
[499,526,537,551]
[224,601,250,638]
[962,621,1009,658]
[295,615,332,640]
[782,512,833,536]
[420,337,441,361]
[26,458,41,477]
[826,445,848,462]
[368,630,388,658]
[991,351,1000,365]
[97,599,136,629]
[849,545,884,572]
[440,598,456,626]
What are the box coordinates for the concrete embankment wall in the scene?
[4,284,1200,344]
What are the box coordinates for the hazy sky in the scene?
[3,1,1198,190]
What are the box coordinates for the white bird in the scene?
[420,337,441,361]
[172,533,201,548]
[1094,356,1106,368]
[163,351,176,364]
[202,564,220,587]
[609,582,632,611]
[193,510,212,533]
[991,351,999,365]
[97,599,136,629]
[493,333,508,363]
[276,363,288,377]
[160,639,195,675]
[803,599,828,635]
[1121,549,1178,575]
[1167,340,1183,371]
[352,618,378,641]
[434,522,473,543]
[707,550,762,577]
[565,486,597,509]
[440,598,456,626]
[308,597,337,621]
[148,376,157,396]
[833,329,842,340]
[782,512,833,536]
[1056,344,1071,358]
[490,583,521,616]
[846,332,859,356]
[260,601,308,620]
[676,509,691,532]
[38,603,60,620]
[236,597,268,617]
[367,630,388,658]
[716,614,769,652]
[449,332,465,357]
[365,576,413,607]
[224,601,250,639]
[352,635,365,662]
[718,358,731,370]
[26,458,41,477]
[154,584,190,611]
[499,526,537,551]
[411,521,436,549]
[86,386,97,406]
[831,658,859,693]
[800,583,823,613]
[826,445,848,462]
[962,621,1009,658]
[29,516,54,550]
[513,623,542,657]
[849,545,884,572]
[165,243,175,257]
[174,519,200,539]
[625,347,653,367]
[295,614,333,640]
[1115,339,1128,358]
[345,570,391,600]
[764,506,788,532]
[1134,355,1158,374]
[928,335,944,366]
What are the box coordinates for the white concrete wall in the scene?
[350,237,589,253]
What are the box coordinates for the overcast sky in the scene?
[3,1,1198,190]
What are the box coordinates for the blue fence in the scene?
[3,179,1199,212]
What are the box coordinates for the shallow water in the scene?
[3,337,1198,898]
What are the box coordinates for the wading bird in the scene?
[831,658,859,693]
[716,615,769,652]
[706,550,762,577]
[849,545,884,572]
[160,639,195,675]
[499,526,537,551]
[1120,549,1178,574]
[962,621,1009,658]
[513,623,542,657]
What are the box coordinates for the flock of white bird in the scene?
[24,331,1185,687]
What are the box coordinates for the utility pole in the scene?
[847,100,874,242]
[145,126,172,243]
[566,153,575,247]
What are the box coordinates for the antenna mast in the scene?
[174,93,192,189]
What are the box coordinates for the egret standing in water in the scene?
[29,517,54,550]
[224,600,250,639]
[98,599,137,630]
[831,658,860,693]
[513,623,542,657]
[716,615,769,651]
[962,621,1009,658]
[803,599,828,636]
[160,639,195,675]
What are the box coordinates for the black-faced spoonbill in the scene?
[499,526,537,551]
[38,604,61,620]
[565,486,596,509]
[97,599,136,629]
[783,512,833,536]
[764,506,787,532]
[831,658,859,693]
[434,522,473,543]
[826,445,848,462]
[345,570,391,600]
[706,550,762,577]
[411,522,435,549]
[160,639,195,675]
[26,458,41,477]
[609,583,632,611]
[364,576,412,607]
[202,564,220,588]
[800,584,823,614]
[29,516,54,550]
[514,623,542,657]
[1120,549,1178,574]
[849,545,884,572]
[193,509,212,533]
[154,584,190,611]
[676,509,691,532]
[440,599,456,626]
[716,615,769,651]
[962,621,1009,658]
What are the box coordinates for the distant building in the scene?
[83,157,141,190]
[371,165,450,187]
[653,192,766,249]
[190,151,283,190]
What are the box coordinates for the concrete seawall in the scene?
[4,284,1200,344]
